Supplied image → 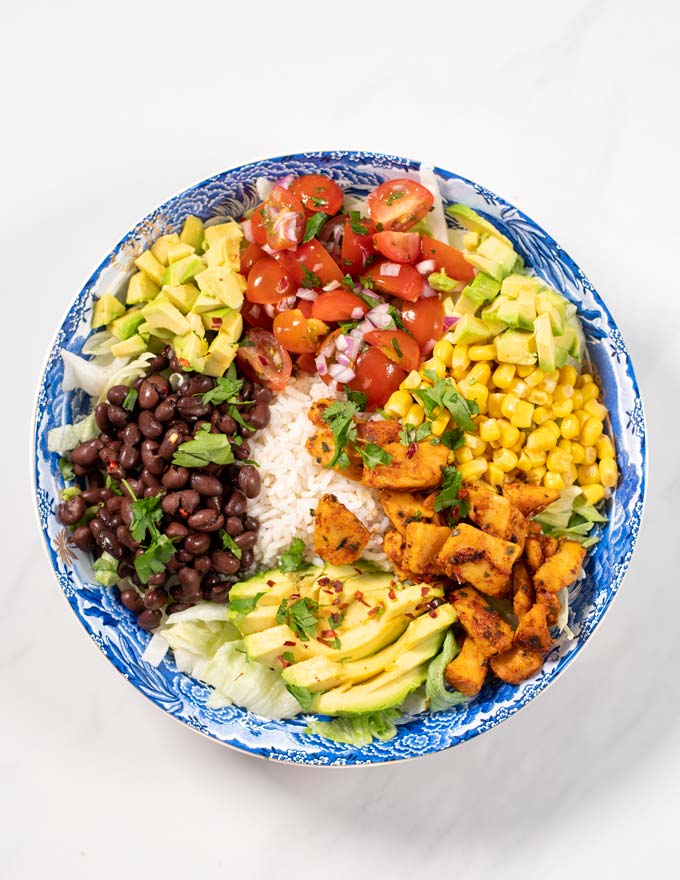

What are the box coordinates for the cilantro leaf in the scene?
[434,467,468,523]
[105,474,123,495]
[440,427,465,450]
[172,432,234,468]
[344,387,367,410]
[276,598,289,625]
[199,364,244,405]
[386,190,404,206]
[357,442,392,469]
[398,422,432,447]
[229,592,265,616]
[301,265,322,289]
[349,211,368,235]
[228,405,255,431]
[122,387,138,411]
[391,337,403,359]
[58,456,75,481]
[309,195,327,208]
[129,494,164,543]
[302,212,330,243]
[219,529,242,560]
[321,399,360,468]
[286,683,315,712]
[289,598,319,641]
[412,375,478,432]
[358,290,381,310]
[279,537,310,573]
[341,274,354,289]
[134,534,175,584]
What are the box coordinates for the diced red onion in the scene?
[380,262,401,277]
[241,219,254,243]
[328,363,356,383]
[276,174,295,190]
[357,319,376,335]
[421,281,438,298]
[336,334,349,353]
[261,243,276,256]
[264,304,276,318]
[296,287,318,302]
[323,280,341,291]
[360,287,384,303]
[315,354,328,376]
[256,177,274,201]
[421,339,436,357]
[272,211,298,244]
[415,259,436,275]
[366,303,393,329]
[350,306,365,320]
[336,353,351,368]
[442,316,459,331]
[275,295,297,312]
[320,337,337,358]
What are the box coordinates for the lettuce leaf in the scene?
[426,631,468,713]
[306,709,401,746]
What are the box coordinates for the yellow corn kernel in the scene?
[544,471,565,491]
[492,364,516,389]
[547,448,571,473]
[570,442,585,464]
[596,435,615,460]
[403,404,425,428]
[557,438,572,454]
[577,464,600,484]
[560,365,578,387]
[560,415,580,440]
[525,368,545,388]
[581,483,606,505]
[468,362,492,386]
[479,418,501,443]
[564,463,578,486]
[516,452,533,473]
[533,406,552,425]
[571,389,584,410]
[384,390,414,418]
[576,372,593,388]
[542,420,561,442]
[510,400,534,429]
[497,419,520,448]
[450,344,470,374]
[527,389,551,406]
[401,369,422,391]
[584,399,608,421]
[580,417,604,447]
[575,409,589,427]
[486,463,506,486]
[527,449,547,467]
[464,432,487,456]
[458,459,488,482]
[468,344,497,361]
[581,382,600,402]
[455,446,474,465]
[553,383,575,403]
[511,432,526,452]
[517,364,535,378]
[509,379,529,399]
[430,412,450,437]
[526,465,547,483]
[433,338,454,367]
[493,448,518,472]
[552,399,574,419]
[500,394,520,419]
[526,427,555,453]
[599,457,618,488]
[582,445,597,465]
[421,357,447,380]
[461,381,489,413]
[487,393,504,419]
[539,374,559,394]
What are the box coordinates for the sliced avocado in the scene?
[162,254,205,286]
[141,295,190,336]
[179,215,204,252]
[110,334,147,358]
[495,291,536,331]
[134,250,165,286]
[534,312,556,373]
[150,233,180,267]
[312,664,429,715]
[460,272,501,308]
[173,331,208,371]
[230,569,303,605]
[167,242,195,265]
[450,314,496,345]
[109,307,145,340]
[466,236,518,282]
[500,274,541,299]
[92,293,125,329]
[446,204,513,247]
[126,272,160,305]
[195,266,245,310]
[162,283,200,314]
[495,329,537,366]
[138,321,175,342]
[202,318,244,377]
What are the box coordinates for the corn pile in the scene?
[384,339,618,503]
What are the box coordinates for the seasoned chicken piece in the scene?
[445,637,488,696]
[540,534,559,559]
[533,540,586,594]
[382,529,417,582]
[313,494,370,565]
[308,399,333,426]
[502,483,561,517]
[512,561,535,619]
[465,483,528,546]
[357,419,401,446]
[380,490,436,536]
[403,522,451,575]
[535,587,561,626]
[362,440,449,491]
[450,586,514,658]
[490,646,544,684]
[435,523,522,597]
[524,536,544,573]
[513,603,552,652]
[305,425,363,481]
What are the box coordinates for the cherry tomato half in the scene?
[420,234,475,282]
[312,291,369,322]
[295,239,344,288]
[364,329,421,372]
[341,216,375,276]
[296,353,318,374]
[367,179,434,232]
[373,231,420,263]
[235,329,293,392]
[318,214,346,266]
[240,242,266,276]
[399,297,445,348]
[246,257,293,304]
[365,261,424,302]
[289,174,344,215]
[348,347,406,410]
[242,300,273,331]
[261,185,306,250]
[249,204,267,245]
[273,309,328,355]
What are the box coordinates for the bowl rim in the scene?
[32,149,647,765]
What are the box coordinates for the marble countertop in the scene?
[3,1,678,877]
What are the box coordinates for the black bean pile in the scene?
[57,346,271,630]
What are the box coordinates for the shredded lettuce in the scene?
[93,551,119,587]
[419,165,449,243]
[48,411,99,454]
[81,330,117,357]
[556,587,574,640]
[535,487,607,549]
[534,487,582,529]
[61,348,129,397]
[425,631,468,713]
[306,709,401,746]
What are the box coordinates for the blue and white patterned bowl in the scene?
[33,151,646,765]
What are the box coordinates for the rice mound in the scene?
[248,375,389,569]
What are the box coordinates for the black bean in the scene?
[249,403,270,430]
[238,379,253,400]
[161,489,200,517]
[105,494,123,513]
[234,442,251,461]
[119,444,139,470]
[147,352,169,373]
[168,353,185,373]
[166,556,181,573]
[144,587,168,610]
[97,507,116,528]
[138,411,163,439]
[95,401,112,433]
[138,609,162,631]
[107,405,129,428]
[243,515,259,532]
[200,463,223,477]
[203,571,222,588]
[155,397,177,422]
[140,444,165,475]
[223,491,246,517]
[107,384,129,407]
[133,376,145,390]
[211,550,240,575]
[218,414,236,434]
[147,374,170,396]
[177,549,193,564]
[176,397,211,420]
[187,509,224,533]
[184,533,211,555]
[81,487,109,505]
[73,464,88,477]
[166,602,192,615]
[166,419,189,435]
[57,494,86,525]
[117,560,134,579]
[164,521,189,540]
[204,495,222,512]
[120,589,145,615]
[254,386,273,405]
[72,525,94,551]
[194,555,211,575]
[161,466,189,490]
[143,486,160,498]
[158,427,184,460]
[89,518,105,541]
[138,379,160,410]
[239,549,254,571]
[120,422,142,445]
[208,584,231,603]
[234,530,257,551]
[70,439,101,467]
[190,474,223,496]
[97,528,122,558]
[116,524,139,552]
[238,465,261,499]
[179,376,214,397]
[225,516,243,537]
[178,566,203,600]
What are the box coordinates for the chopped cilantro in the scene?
[199,364,243,405]
[440,427,465,450]
[412,374,479,432]
[279,537,310,573]
[219,529,242,560]
[344,387,367,410]
[277,596,319,641]
[286,683,315,711]
[122,387,138,411]
[391,337,403,359]
[349,211,369,235]
[385,191,404,206]
[229,593,265,616]
[134,533,175,584]
[302,211,330,243]
[398,422,432,447]
[301,265,322,289]
[172,432,235,468]
[341,274,355,289]
[357,442,392,469]
[321,399,361,468]
[309,195,327,208]
[358,290,381,310]
[434,466,469,523]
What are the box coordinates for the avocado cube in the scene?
[109,307,145,340]
[200,307,236,332]
[141,295,190,336]
[534,312,556,373]
[162,283,199,314]
[110,334,147,358]
[202,323,243,377]
[462,272,501,307]
[134,250,165,286]
[179,215,205,252]
[450,315,496,345]
[446,203,513,247]
[536,290,567,335]
[185,311,205,337]
[205,235,241,272]
[453,292,479,316]
[92,293,125,329]
[191,291,225,314]
[173,331,208,372]
[162,254,205,286]
[138,321,175,342]
[495,330,537,366]
[195,266,244,310]
[203,220,242,249]
[166,242,196,264]
[500,274,541,299]
[126,271,160,305]
[150,233,180,267]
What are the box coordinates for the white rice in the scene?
[248,375,390,569]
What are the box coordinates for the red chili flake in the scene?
[429,610,438,618]
[259,355,268,366]
[179,507,189,518]
[388,588,397,601]
[283,640,296,647]
[389,579,397,587]
[404,612,415,620]
[421,586,430,597]
[322,588,334,595]
[277,655,292,668]
[367,606,379,617]
[354,568,363,575]
[331,579,343,591]
[211,318,222,329]
[320,629,337,639]
[178,358,190,368]
[332,595,342,605]
[266,579,275,587]
[459,487,469,498]
[406,442,418,459]
[316,637,332,648]
[317,576,330,586]
[355,591,370,607]
[107,460,119,473]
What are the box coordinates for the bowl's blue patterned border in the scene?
[33,151,646,765]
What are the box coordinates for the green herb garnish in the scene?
[398,422,432,447]
[134,533,176,584]
[286,683,315,712]
[349,211,368,235]
[412,373,479,432]
[301,265,322,289]
[229,592,265,616]
[199,364,244,405]
[344,387,367,410]
[434,466,468,523]
[279,537,310,573]
[128,493,164,543]
[122,387,138,411]
[321,399,361,468]
[219,528,242,559]
[357,442,392,469]
[302,212,330,243]
[172,432,235,468]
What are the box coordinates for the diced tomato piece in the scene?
[295,239,344,288]
[240,242,266,276]
[289,174,344,215]
[273,310,328,355]
[241,300,273,330]
[367,179,434,231]
[420,234,475,282]
[364,329,421,372]
[249,204,267,245]
[312,291,369,322]
[365,261,424,302]
[399,298,445,347]
[341,216,376,276]
[246,257,294,304]
[260,185,306,250]
[373,231,420,263]
[235,329,293,391]
[347,348,406,410]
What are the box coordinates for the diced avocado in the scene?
[557,317,582,360]
[185,311,205,337]
[162,254,205,286]
[163,283,199,314]
[135,250,165,286]
[202,317,244,377]
[495,329,537,366]
[195,266,245,310]
[536,289,566,335]
[206,235,241,273]
[453,291,480,316]
[150,233,180,267]
[179,215,204,252]
[191,291,225,314]
[110,334,147,358]
[230,570,301,606]
[92,293,124,329]
[534,312,556,373]
[461,272,502,308]
[450,314,496,345]
[200,307,236,332]
[173,331,208,371]
[203,220,243,249]
[446,203,513,247]
[167,242,196,264]
[311,663,429,715]
[138,321,175,342]
[465,236,518,282]
[495,291,536,331]
[126,271,160,305]
[554,340,570,369]
[500,274,541,299]
[109,307,145,340]
[141,295,190,336]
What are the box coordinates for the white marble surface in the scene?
[3,1,679,876]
